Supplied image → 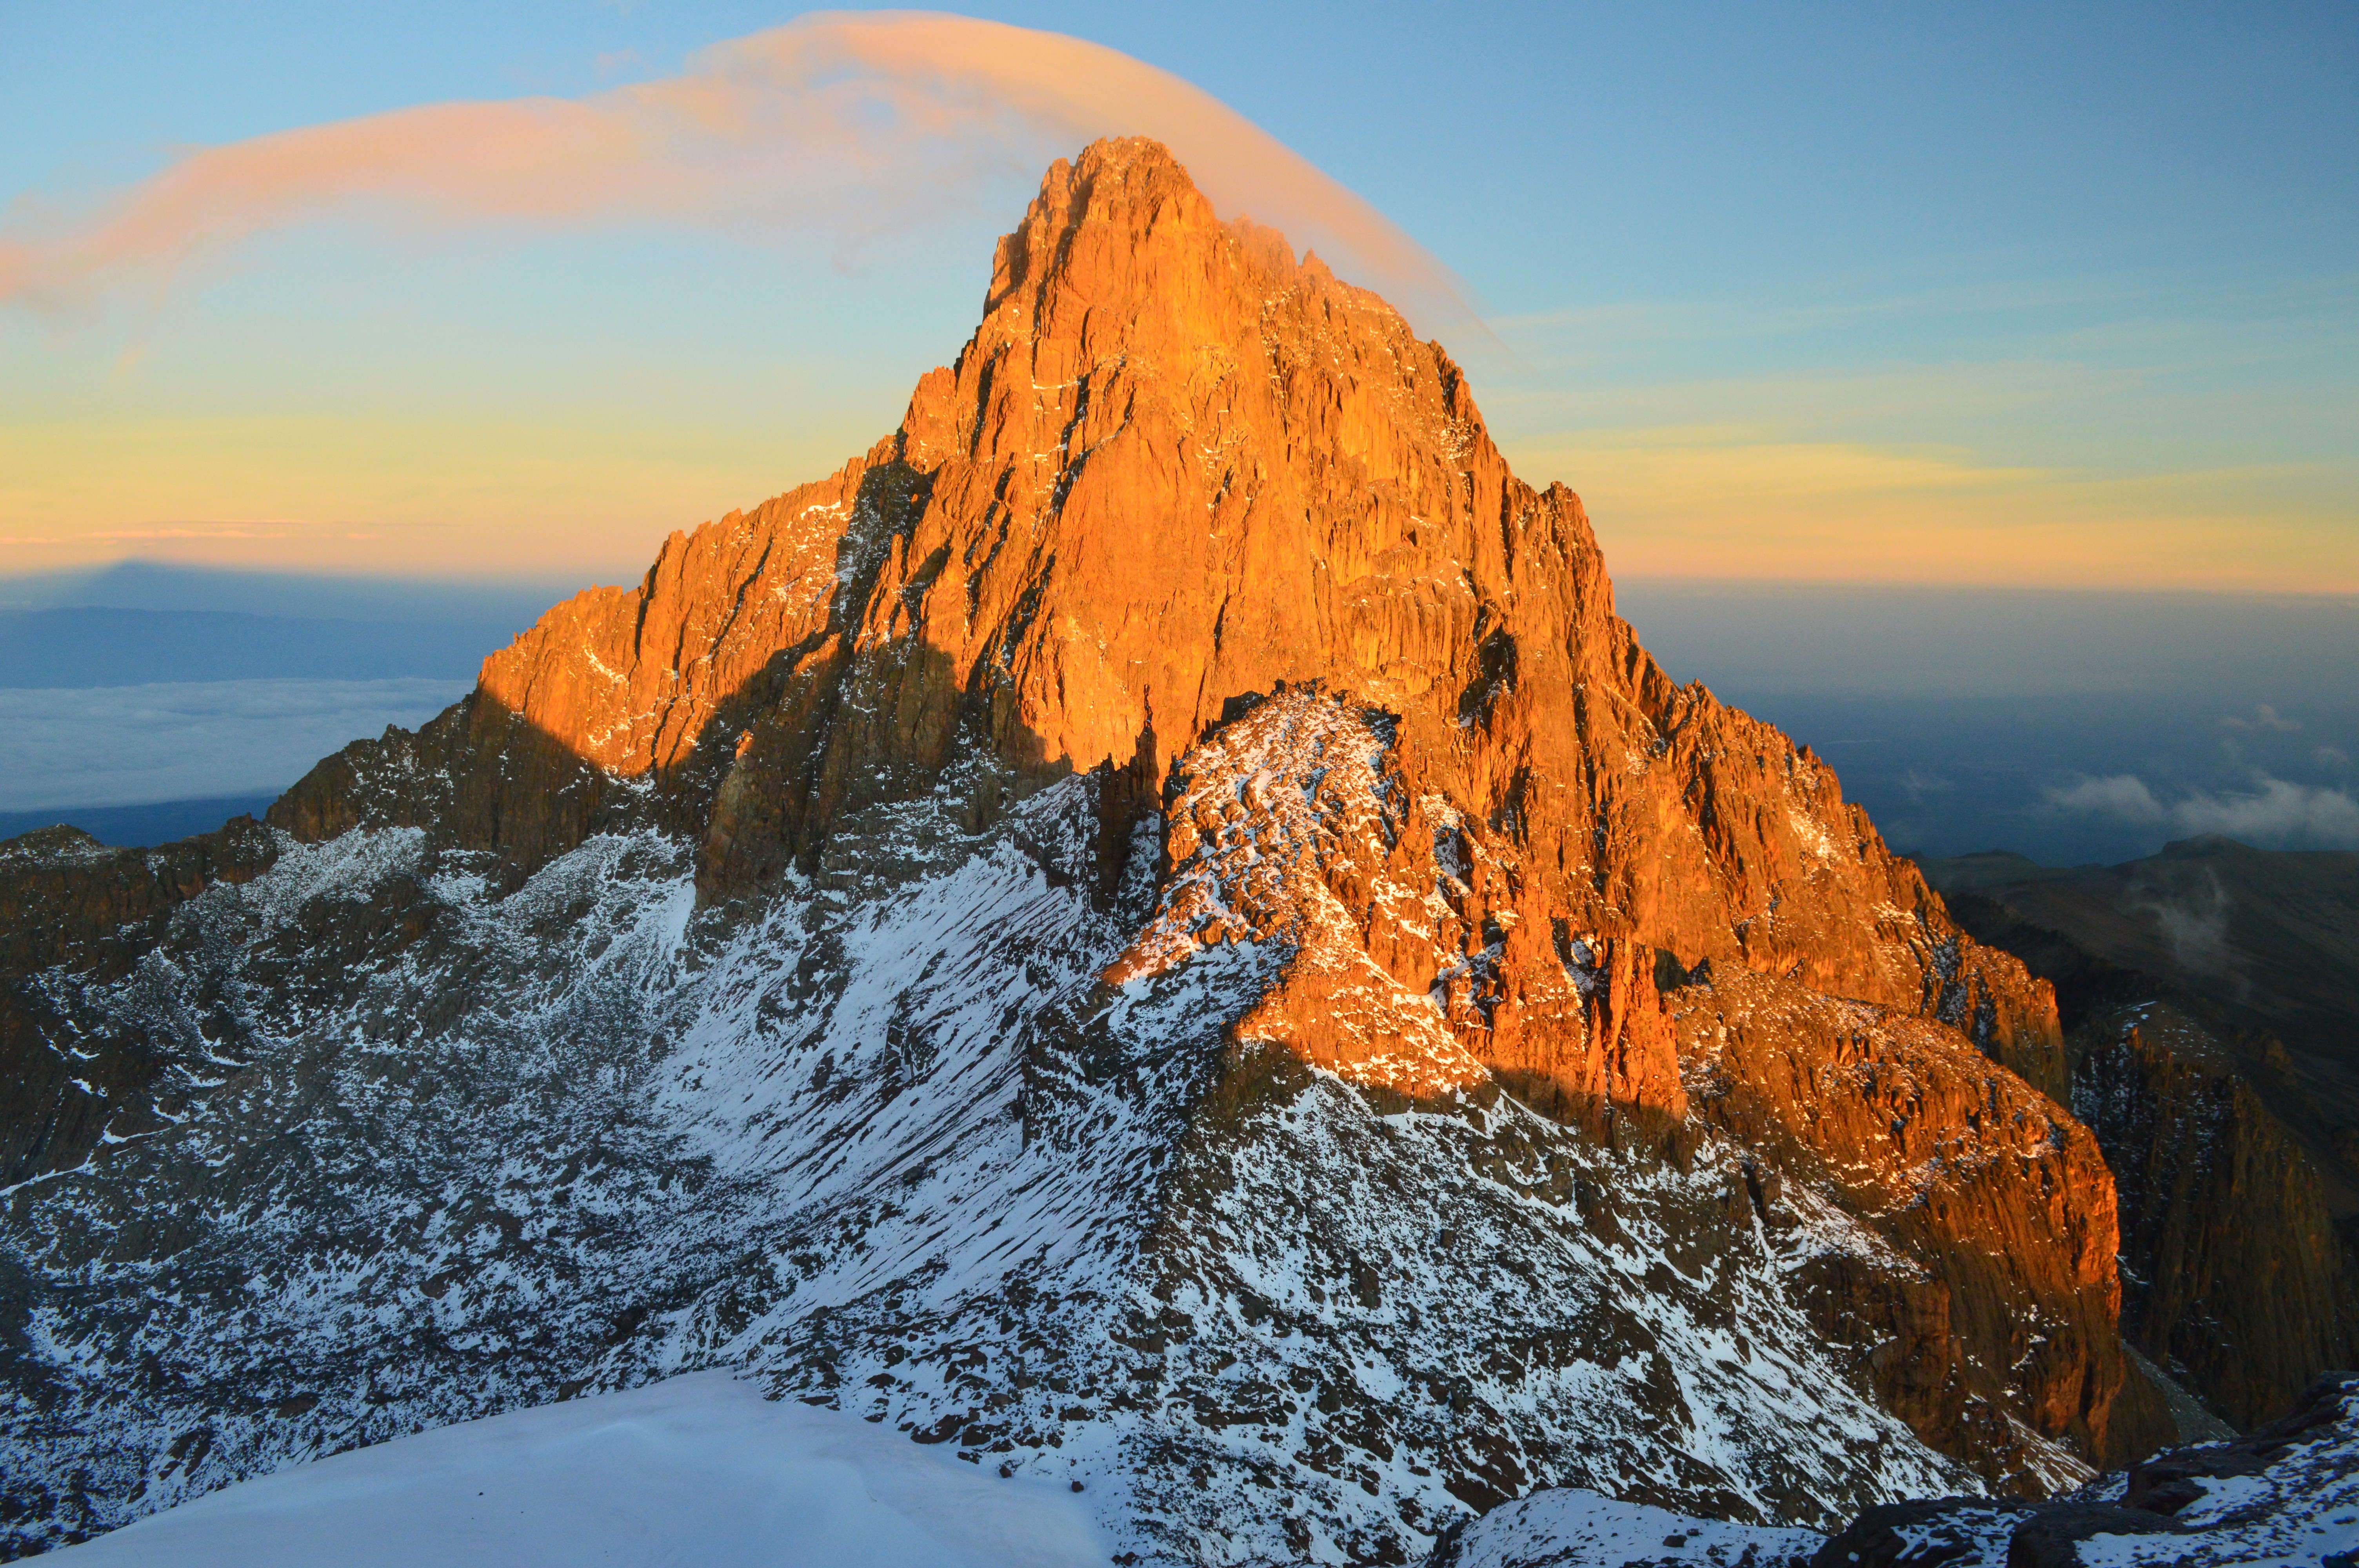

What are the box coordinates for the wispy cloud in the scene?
[2046,770,2359,849]
[1901,769,1952,803]
[2127,866,2234,976]
[2046,773,2169,825]
[0,12,1474,341]
[94,526,295,541]
[2220,703,2299,731]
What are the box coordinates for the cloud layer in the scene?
[0,12,1472,341]
[2046,771,2359,849]
[0,678,467,810]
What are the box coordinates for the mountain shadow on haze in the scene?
[0,609,520,690]
[0,560,576,628]
[0,584,573,846]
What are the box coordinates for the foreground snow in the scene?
[55,1372,1107,1568]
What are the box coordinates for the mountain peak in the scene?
[1034,134,1202,216]
[215,140,2172,1524]
[937,133,1419,469]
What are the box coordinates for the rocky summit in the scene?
[1,138,2330,1565]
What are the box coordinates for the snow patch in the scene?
[54,1372,1107,1568]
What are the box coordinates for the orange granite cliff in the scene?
[2,145,2223,1563]
[257,139,2149,1477]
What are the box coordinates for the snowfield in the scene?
[53,1371,1108,1568]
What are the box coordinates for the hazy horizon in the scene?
[5,562,2352,865]
[5,5,2353,588]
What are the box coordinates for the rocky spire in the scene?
[247,138,2161,1477]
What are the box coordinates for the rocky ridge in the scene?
[1,140,2173,1561]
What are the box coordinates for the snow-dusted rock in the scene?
[1432,1488,1821,1568]
[1801,1372,2359,1568]
[1,710,1975,1564]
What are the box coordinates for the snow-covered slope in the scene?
[50,1371,1105,1568]
[4,692,1977,1564]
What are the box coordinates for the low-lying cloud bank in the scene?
[2046,771,2359,850]
[0,678,465,812]
[0,12,1474,341]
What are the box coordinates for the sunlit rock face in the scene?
[0,140,2170,1563]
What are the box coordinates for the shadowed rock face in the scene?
[1930,858,2359,1429]
[1445,1372,2359,1568]
[2072,1002,2357,1428]
[1925,838,2359,1217]
[0,823,278,1185]
[1,140,2170,1560]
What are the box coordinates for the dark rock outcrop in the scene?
[0,820,278,1183]
[1447,1372,2359,1567]
[1931,859,2359,1429]
[1804,1499,2040,1568]
[2074,1001,2358,1428]
[1926,838,2359,1220]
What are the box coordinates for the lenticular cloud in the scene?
[0,11,1476,341]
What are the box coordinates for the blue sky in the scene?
[3,2,2354,586]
